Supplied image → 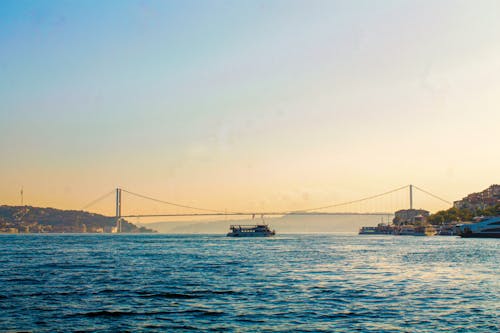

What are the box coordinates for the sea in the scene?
[0,234,498,332]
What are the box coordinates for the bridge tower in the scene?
[409,184,413,210]
[116,188,122,232]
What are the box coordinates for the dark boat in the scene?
[226,224,275,237]
[359,224,394,235]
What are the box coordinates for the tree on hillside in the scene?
[428,204,500,225]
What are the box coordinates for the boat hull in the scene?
[227,232,275,237]
[456,216,500,238]
[358,232,392,235]
[460,233,500,238]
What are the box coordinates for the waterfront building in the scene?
[393,209,430,225]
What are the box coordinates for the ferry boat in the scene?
[455,216,500,238]
[358,223,436,236]
[394,225,436,236]
[359,223,394,235]
[226,224,275,237]
[436,224,457,236]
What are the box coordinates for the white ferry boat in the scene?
[226,224,275,237]
[455,216,500,238]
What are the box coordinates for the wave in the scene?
[135,289,239,299]
[137,292,201,299]
[69,310,136,318]
[69,309,225,318]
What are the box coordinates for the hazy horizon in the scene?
[136,213,392,233]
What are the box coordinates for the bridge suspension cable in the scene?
[81,190,115,210]
[293,185,409,212]
[412,185,452,205]
[82,184,452,218]
[120,189,230,214]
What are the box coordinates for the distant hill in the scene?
[138,213,390,234]
[428,184,500,224]
[0,205,155,233]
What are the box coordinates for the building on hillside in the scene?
[393,209,430,225]
[453,184,500,210]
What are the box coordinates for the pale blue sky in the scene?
[1,1,500,214]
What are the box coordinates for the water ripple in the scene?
[0,234,498,332]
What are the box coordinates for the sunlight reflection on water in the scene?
[0,234,498,332]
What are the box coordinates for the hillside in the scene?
[0,205,155,233]
[428,184,500,225]
[428,204,500,225]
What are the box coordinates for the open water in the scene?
[0,234,498,332]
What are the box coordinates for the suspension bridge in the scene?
[81,185,451,231]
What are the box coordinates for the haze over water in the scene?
[1,234,498,332]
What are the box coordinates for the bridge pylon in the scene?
[116,188,122,232]
[409,184,413,210]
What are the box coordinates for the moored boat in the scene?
[455,216,500,238]
[359,223,394,235]
[394,225,436,236]
[436,223,457,236]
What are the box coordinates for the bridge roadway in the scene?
[119,212,393,218]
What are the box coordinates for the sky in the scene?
[1,0,500,218]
